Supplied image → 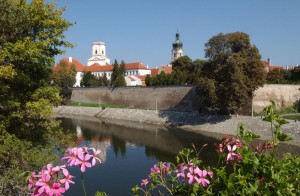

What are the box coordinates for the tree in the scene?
[111,59,119,85]
[101,72,109,86]
[115,75,126,86]
[52,59,76,98]
[81,71,98,87]
[0,0,74,193]
[120,60,126,76]
[198,32,266,114]
[171,56,206,85]
[266,68,284,84]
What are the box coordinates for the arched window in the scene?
[95,50,98,54]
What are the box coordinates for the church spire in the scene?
[171,31,184,62]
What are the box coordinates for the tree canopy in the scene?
[0,0,75,194]
[198,32,266,114]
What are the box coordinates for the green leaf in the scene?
[276,132,292,141]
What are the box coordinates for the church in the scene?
[54,32,184,86]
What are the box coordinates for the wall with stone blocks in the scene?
[71,84,300,113]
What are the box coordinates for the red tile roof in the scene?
[151,69,159,76]
[159,65,172,74]
[54,58,85,72]
[269,66,282,71]
[54,58,150,74]
[125,62,147,70]
[134,75,146,81]
[85,63,113,72]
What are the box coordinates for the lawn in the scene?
[66,101,126,108]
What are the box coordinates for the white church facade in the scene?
[55,41,151,87]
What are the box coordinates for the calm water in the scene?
[58,116,220,196]
[58,116,300,196]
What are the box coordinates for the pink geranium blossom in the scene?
[195,169,210,187]
[227,145,237,161]
[91,148,101,166]
[60,168,75,190]
[77,153,92,172]
[29,146,101,195]
[141,178,149,186]
[49,182,65,196]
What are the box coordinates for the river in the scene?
[58,115,300,196]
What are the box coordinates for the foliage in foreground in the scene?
[0,0,75,195]
[133,102,299,195]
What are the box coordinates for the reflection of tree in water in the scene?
[111,134,127,157]
[145,146,177,163]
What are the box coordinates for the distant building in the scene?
[262,58,282,72]
[54,41,150,87]
[171,31,184,62]
[87,42,110,66]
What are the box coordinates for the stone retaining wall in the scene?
[71,84,300,113]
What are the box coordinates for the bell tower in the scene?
[87,41,110,66]
[171,31,184,62]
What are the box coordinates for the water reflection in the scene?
[57,115,300,195]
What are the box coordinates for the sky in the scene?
[55,0,300,68]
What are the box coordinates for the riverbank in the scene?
[53,106,300,146]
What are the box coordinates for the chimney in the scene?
[69,57,72,63]
[267,58,271,66]
[146,65,148,69]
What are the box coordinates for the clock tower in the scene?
[87,41,111,66]
[171,31,184,62]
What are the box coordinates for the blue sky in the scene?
[55,0,300,68]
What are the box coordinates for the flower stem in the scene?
[82,173,87,196]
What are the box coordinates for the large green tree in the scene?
[198,32,266,114]
[0,0,75,194]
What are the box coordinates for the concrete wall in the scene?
[71,84,300,112]
[71,86,201,112]
[253,84,300,112]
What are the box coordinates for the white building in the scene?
[54,41,151,86]
[87,42,110,66]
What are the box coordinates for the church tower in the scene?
[171,31,183,62]
[87,41,111,66]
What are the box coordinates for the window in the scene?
[95,50,98,54]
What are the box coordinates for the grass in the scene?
[66,101,126,108]
[282,114,300,121]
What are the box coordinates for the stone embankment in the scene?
[53,106,300,147]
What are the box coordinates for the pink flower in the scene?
[187,166,198,185]
[176,163,188,179]
[141,179,149,186]
[195,169,210,187]
[35,173,51,195]
[206,170,213,178]
[78,153,92,172]
[227,145,237,161]
[150,164,160,174]
[90,148,101,166]
[60,168,75,190]
[49,182,65,196]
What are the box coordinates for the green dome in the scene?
[172,32,183,48]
